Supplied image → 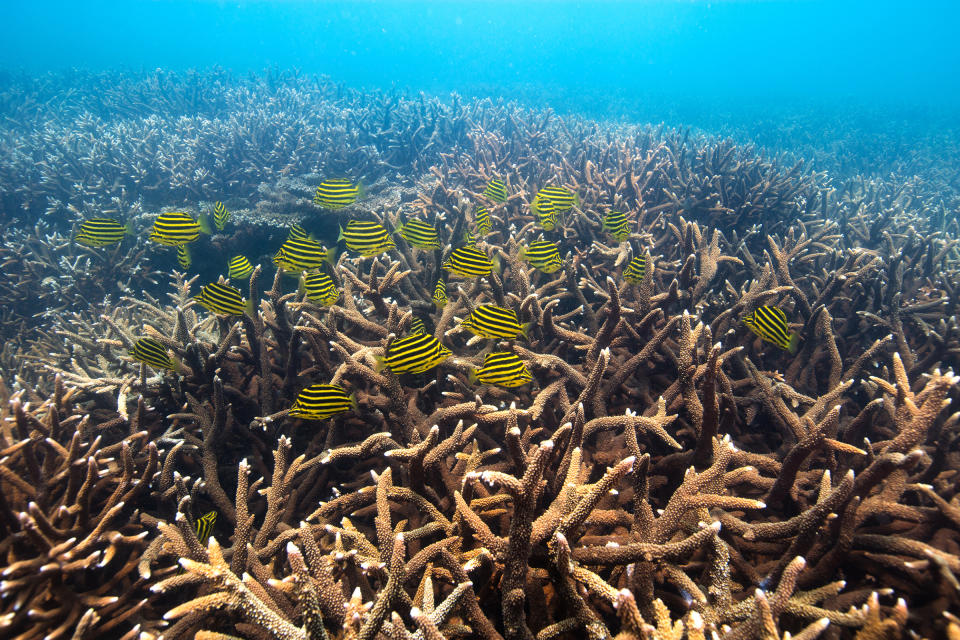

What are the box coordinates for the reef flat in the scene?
[0,70,959,639]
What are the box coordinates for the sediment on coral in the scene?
[1,70,959,640]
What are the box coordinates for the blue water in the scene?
[3,1,959,116]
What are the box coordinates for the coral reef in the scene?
[1,70,959,640]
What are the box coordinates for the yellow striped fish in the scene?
[623,255,647,284]
[176,244,191,270]
[743,305,800,354]
[519,240,562,274]
[289,384,357,420]
[433,279,447,308]
[149,211,209,246]
[314,178,362,210]
[74,218,131,247]
[603,211,630,242]
[194,282,250,316]
[532,196,560,231]
[408,316,426,335]
[376,333,452,375]
[469,352,532,388]
[228,256,254,281]
[482,178,508,203]
[274,237,336,272]
[212,201,230,231]
[300,272,340,306]
[399,219,441,250]
[443,246,496,278]
[474,206,492,235]
[339,220,395,256]
[461,305,530,339]
[536,185,578,213]
[195,511,217,545]
[287,223,309,241]
[129,337,179,372]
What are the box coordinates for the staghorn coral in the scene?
[1,70,960,640]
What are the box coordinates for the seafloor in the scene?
[0,70,959,640]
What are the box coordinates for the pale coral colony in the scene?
[1,70,959,640]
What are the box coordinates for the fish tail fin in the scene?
[350,393,359,413]
[517,247,527,262]
[373,355,386,374]
[521,321,533,340]
[325,246,339,266]
[124,219,134,236]
[198,213,213,235]
[356,181,366,200]
[337,226,345,242]
[245,298,256,317]
[492,254,502,274]
[573,192,581,207]
[467,368,479,385]
[171,355,185,376]
[788,332,800,355]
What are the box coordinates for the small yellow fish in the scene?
[461,305,530,339]
[212,201,230,231]
[743,305,800,354]
[469,351,532,388]
[195,511,217,545]
[314,178,362,210]
[289,384,357,420]
[433,279,447,308]
[74,218,132,247]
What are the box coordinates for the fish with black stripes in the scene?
[535,185,578,213]
[194,510,217,545]
[129,337,180,372]
[149,211,210,246]
[442,246,497,278]
[212,201,230,231]
[743,305,800,354]
[519,239,562,274]
[408,316,426,335]
[532,196,560,231]
[339,220,395,257]
[460,304,530,339]
[469,351,533,388]
[74,217,132,248]
[194,282,251,316]
[399,219,442,250]
[287,222,310,241]
[300,272,340,307]
[274,237,336,272]
[228,255,255,281]
[289,383,358,420]
[482,177,508,203]
[603,210,630,242]
[313,178,362,210]
[375,333,452,374]
[176,244,191,270]
[433,279,447,308]
[474,206,492,236]
[622,255,648,284]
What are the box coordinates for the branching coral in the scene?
[1,70,959,640]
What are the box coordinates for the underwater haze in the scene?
[4,0,960,119]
